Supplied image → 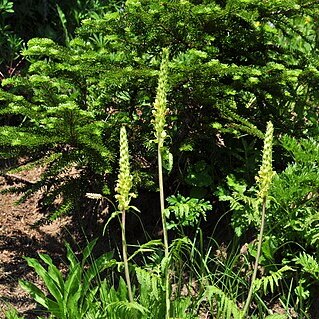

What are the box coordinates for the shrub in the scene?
[1,0,319,222]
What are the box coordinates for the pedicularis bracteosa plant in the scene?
[151,47,171,319]
[242,121,275,317]
[115,126,135,302]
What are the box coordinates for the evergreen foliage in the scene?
[0,0,23,75]
[1,0,319,219]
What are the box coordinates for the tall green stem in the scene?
[152,48,170,319]
[158,147,169,258]
[121,209,133,302]
[158,146,170,319]
[242,197,266,317]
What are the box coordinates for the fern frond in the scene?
[128,240,163,261]
[216,102,264,139]
[165,194,212,229]
[135,267,166,318]
[135,267,162,303]
[293,252,319,280]
[201,285,243,319]
[253,265,293,295]
[217,175,259,236]
[281,135,319,163]
[107,301,148,318]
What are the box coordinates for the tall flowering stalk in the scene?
[153,48,169,149]
[115,126,134,302]
[256,121,275,200]
[243,121,275,317]
[152,48,170,319]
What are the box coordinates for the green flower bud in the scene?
[256,121,275,199]
[115,126,134,211]
[153,48,169,148]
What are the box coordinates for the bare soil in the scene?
[0,169,72,318]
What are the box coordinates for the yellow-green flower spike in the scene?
[256,121,275,199]
[115,126,134,211]
[152,48,169,148]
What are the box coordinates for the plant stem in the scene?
[242,197,267,317]
[121,209,133,302]
[158,147,169,258]
[158,146,170,319]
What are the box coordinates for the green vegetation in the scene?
[1,0,319,317]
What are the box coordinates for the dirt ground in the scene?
[0,169,72,319]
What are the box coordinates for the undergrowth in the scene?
[5,50,317,319]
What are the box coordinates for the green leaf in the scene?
[19,280,48,308]
[84,252,116,285]
[185,160,213,187]
[65,242,78,270]
[56,5,70,45]
[64,263,82,299]
[24,257,63,305]
[128,240,163,261]
[38,253,64,290]
[161,147,173,173]
[118,277,128,301]
[265,315,287,319]
[82,238,98,264]
[64,264,82,317]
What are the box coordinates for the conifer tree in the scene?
[0,0,319,218]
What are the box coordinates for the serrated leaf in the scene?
[118,277,128,301]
